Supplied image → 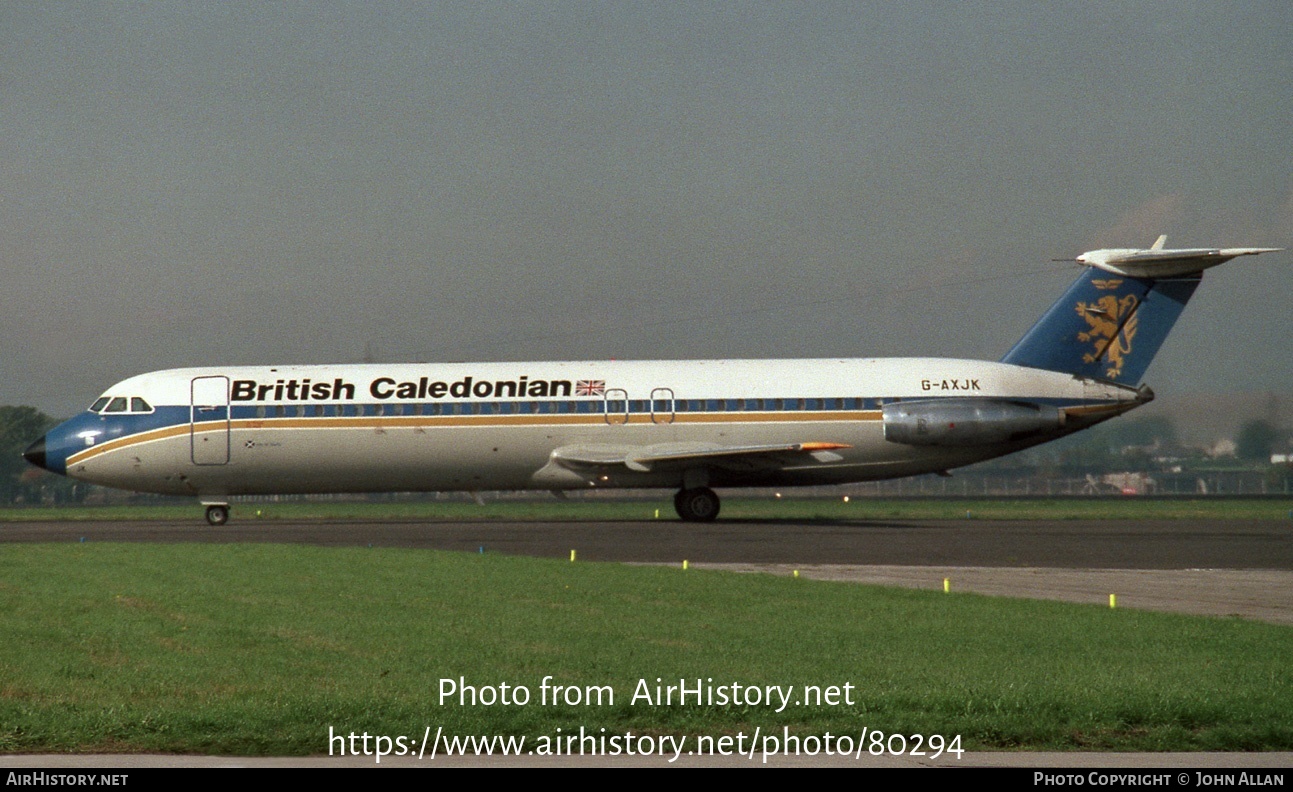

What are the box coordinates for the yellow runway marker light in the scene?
[944,578,950,593]
[682,560,688,570]
[570,549,576,562]
[1110,594,1116,609]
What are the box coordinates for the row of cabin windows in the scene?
[229,397,882,419]
[90,396,153,414]
[90,397,890,419]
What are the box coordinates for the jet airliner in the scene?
[24,238,1280,524]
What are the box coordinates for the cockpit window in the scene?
[90,397,110,413]
[103,397,128,413]
[130,397,153,413]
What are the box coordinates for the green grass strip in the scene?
[0,543,1289,754]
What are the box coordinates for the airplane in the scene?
[23,237,1280,525]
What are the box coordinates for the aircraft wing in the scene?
[551,441,851,474]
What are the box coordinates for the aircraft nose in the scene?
[23,435,48,471]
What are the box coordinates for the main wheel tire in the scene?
[205,505,230,526]
[675,487,720,522]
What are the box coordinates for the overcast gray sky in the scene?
[3,1,1289,417]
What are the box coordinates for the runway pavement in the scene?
[1,516,1290,568]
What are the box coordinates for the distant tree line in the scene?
[0,406,82,505]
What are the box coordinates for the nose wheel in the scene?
[205,504,230,526]
[674,487,720,522]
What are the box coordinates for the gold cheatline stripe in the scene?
[65,411,884,465]
[67,424,192,466]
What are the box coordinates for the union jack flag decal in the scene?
[575,379,606,397]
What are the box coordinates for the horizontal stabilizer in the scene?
[1075,236,1280,278]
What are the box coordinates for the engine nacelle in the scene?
[882,399,1063,447]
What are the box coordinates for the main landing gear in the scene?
[674,487,720,522]
[205,504,230,526]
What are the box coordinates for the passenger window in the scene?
[104,397,128,413]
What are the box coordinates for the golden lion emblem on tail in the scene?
[1076,291,1139,379]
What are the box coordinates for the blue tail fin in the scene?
[1001,268,1201,384]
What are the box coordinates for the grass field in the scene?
[0,541,1290,755]
[4,496,1293,523]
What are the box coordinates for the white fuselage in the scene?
[49,357,1141,502]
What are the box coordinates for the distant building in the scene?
[1209,439,1237,458]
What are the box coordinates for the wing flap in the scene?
[551,441,851,474]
